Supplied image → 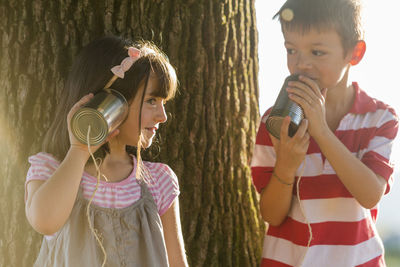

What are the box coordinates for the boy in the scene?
[251,0,398,266]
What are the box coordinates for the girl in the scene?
[25,35,188,267]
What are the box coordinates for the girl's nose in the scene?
[156,104,168,123]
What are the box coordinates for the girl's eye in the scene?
[312,50,325,56]
[147,98,156,105]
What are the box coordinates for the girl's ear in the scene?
[349,40,366,66]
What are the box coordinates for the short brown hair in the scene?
[274,0,364,54]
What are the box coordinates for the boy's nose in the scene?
[295,52,312,70]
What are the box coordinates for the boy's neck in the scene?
[323,73,355,133]
[325,73,355,114]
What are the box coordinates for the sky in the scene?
[255,0,400,236]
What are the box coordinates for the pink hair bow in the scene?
[111,47,141,78]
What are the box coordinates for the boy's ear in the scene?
[349,40,366,66]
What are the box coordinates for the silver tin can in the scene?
[71,89,129,146]
[266,74,304,139]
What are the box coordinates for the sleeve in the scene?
[156,163,180,216]
[361,108,399,194]
[251,109,276,193]
[25,152,60,201]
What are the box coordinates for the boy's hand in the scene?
[286,75,328,138]
[270,116,310,177]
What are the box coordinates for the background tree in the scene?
[0,0,264,266]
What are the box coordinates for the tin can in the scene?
[71,89,129,146]
[266,74,304,139]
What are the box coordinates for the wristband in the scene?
[272,172,294,185]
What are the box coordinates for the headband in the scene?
[104,47,141,90]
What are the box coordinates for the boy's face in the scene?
[283,27,353,89]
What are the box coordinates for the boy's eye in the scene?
[286,48,295,55]
[312,50,325,56]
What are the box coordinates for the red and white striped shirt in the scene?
[26,152,179,216]
[251,83,398,267]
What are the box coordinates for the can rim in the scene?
[71,107,109,146]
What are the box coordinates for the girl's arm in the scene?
[161,199,188,267]
[25,148,90,235]
[259,117,310,226]
[25,94,113,235]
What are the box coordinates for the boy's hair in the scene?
[274,0,364,54]
[42,35,177,161]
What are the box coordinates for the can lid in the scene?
[266,115,301,139]
[266,115,284,139]
[71,108,108,146]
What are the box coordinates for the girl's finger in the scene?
[67,94,94,120]
[105,129,120,143]
[73,93,93,110]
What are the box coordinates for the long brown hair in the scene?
[42,35,177,161]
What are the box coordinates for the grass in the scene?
[386,253,400,267]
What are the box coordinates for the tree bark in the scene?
[0,0,264,266]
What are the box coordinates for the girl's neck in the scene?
[85,140,133,182]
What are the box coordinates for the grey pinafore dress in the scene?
[34,181,169,267]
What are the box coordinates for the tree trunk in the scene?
[0,0,264,266]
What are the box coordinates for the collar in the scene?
[348,82,381,115]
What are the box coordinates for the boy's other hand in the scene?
[270,116,310,177]
[286,75,328,138]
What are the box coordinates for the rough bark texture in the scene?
[0,0,264,266]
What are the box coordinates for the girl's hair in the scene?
[42,35,177,161]
[274,0,364,55]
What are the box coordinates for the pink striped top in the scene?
[251,83,398,266]
[26,152,179,216]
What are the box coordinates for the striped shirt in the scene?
[251,83,398,267]
[26,152,179,216]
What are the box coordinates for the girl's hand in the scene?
[67,93,119,153]
[286,75,329,139]
[270,116,310,177]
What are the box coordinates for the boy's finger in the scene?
[280,116,291,141]
[269,133,279,150]
[298,75,320,97]
[295,119,308,138]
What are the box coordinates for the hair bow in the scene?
[104,47,141,90]
[111,47,141,78]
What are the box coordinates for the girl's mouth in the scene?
[145,127,157,135]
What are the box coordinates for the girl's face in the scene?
[116,72,168,148]
[283,27,353,89]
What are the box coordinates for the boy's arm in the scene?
[254,116,309,226]
[314,127,392,209]
[288,76,397,208]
